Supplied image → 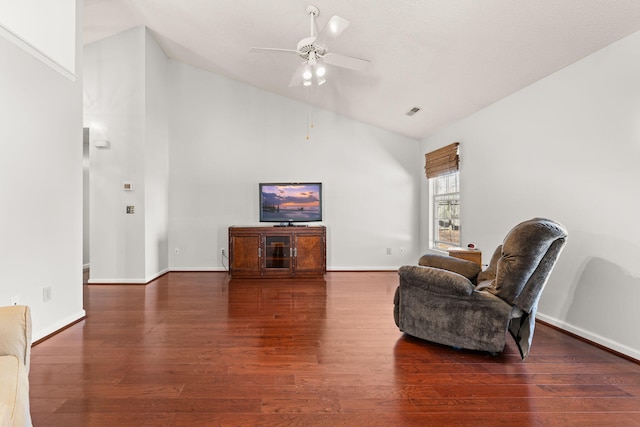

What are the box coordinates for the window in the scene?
[431,172,460,250]
[424,142,460,250]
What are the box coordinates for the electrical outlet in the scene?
[43,286,52,302]
[399,247,405,254]
[10,295,19,306]
[221,248,225,256]
[386,248,392,255]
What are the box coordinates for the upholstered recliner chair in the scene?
[394,218,567,359]
[0,305,32,426]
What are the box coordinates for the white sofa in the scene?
[0,306,32,427]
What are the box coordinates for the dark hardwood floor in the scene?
[29,272,640,426]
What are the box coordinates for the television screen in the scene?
[259,182,322,224]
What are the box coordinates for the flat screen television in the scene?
[259,182,322,225]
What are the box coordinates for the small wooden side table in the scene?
[448,247,482,266]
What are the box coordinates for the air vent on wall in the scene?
[406,107,421,116]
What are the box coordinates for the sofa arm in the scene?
[418,253,481,281]
[0,306,32,373]
[399,265,474,297]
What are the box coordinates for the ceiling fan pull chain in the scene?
[306,87,314,140]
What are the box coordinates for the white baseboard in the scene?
[85,267,398,283]
[536,312,640,361]
[169,267,228,272]
[327,266,399,271]
[88,278,148,284]
[145,268,170,283]
[88,268,171,284]
[32,309,86,342]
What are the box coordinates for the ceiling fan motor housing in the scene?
[297,37,326,60]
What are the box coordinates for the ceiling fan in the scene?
[250,5,370,87]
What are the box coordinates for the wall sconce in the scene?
[94,140,110,149]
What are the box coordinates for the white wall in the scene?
[167,61,420,270]
[84,27,170,283]
[0,0,84,341]
[421,30,640,360]
[83,128,90,268]
[144,30,170,281]
[84,27,147,282]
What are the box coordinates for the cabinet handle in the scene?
[294,247,297,257]
[289,247,293,257]
[258,247,262,258]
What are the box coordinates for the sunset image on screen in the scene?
[260,184,322,222]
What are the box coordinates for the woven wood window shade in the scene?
[424,142,460,179]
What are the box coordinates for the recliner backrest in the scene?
[487,218,568,312]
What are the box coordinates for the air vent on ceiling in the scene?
[406,107,421,116]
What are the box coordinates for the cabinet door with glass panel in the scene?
[263,234,293,275]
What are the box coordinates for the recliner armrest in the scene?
[0,305,32,373]
[418,254,481,281]
[399,265,474,297]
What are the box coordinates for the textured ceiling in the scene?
[83,0,640,140]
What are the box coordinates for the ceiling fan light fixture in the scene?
[303,80,312,87]
[315,64,326,77]
[302,64,313,80]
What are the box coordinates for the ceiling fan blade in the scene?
[314,15,349,48]
[288,62,306,87]
[250,47,298,54]
[323,53,370,72]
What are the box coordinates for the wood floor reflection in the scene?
[29,272,640,426]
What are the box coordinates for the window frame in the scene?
[429,171,461,251]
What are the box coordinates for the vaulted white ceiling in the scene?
[83,0,640,140]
